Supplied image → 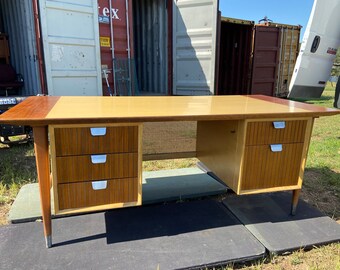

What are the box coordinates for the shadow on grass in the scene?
[0,143,37,188]
[304,167,340,189]
[303,167,340,219]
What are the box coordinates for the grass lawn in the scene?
[0,87,339,269]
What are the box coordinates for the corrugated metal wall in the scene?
[133,0,167,94]
[0,0,42,95]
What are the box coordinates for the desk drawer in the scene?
[58,178,138,210]
[54,126,138,156]
[246,120,307,145]
[56,153,138,183]
[241,143,303,191]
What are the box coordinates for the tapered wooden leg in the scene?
[291,189,301,216]
[33,126,52,248]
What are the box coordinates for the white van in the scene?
[288,0,340,99]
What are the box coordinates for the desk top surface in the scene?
[0,95,339,126]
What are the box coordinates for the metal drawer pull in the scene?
[92,181,107,190]
[273,121,285,129]
[90,127,107,136]
[270,144,283,152]
[91,155,107,164]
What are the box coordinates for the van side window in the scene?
[311,35,320,53]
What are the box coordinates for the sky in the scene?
[219,0,315,39]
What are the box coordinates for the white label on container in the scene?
[51,45,64,62]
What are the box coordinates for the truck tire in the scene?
[334,78,340,108]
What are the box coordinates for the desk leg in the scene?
[33,126,52,248]
[291,189,301,216]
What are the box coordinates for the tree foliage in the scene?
[331,47,340,76]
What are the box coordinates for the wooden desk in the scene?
[0,95,339,248]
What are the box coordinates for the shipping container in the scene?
[97,0,135,96]
[0,0,219,97]
[1,1,300,98]
[216,17,301,97]
[217,17,253,95]
[257,22,301,97]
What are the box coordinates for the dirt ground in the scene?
[0,203,10,225]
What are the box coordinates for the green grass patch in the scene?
[289,85,340,219]
[0,143,37,204]
[143,158,198,171]
[302,87,340,187]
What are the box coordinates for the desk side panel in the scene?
[196,120,245,192]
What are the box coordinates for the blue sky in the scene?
[219,0,314,39]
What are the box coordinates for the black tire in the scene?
[334,78,340,108]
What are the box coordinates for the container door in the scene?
[276,26,300,97]
[39,0,102,96]
[173,0,218,95]
[251,26,281,96]
[217,20,254,95]
[98,0,134,96]
[133,0,168,95]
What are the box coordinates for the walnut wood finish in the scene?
[50,123,142,216]
[240,143,304,191]
[58,178,138,210]
[197,118,310,195]
[54,126,138,156]
[33,126,52,248]
[0,96,338,126]
[246,120,307,145]
[0,96,60,125]
[56,153,138,183]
